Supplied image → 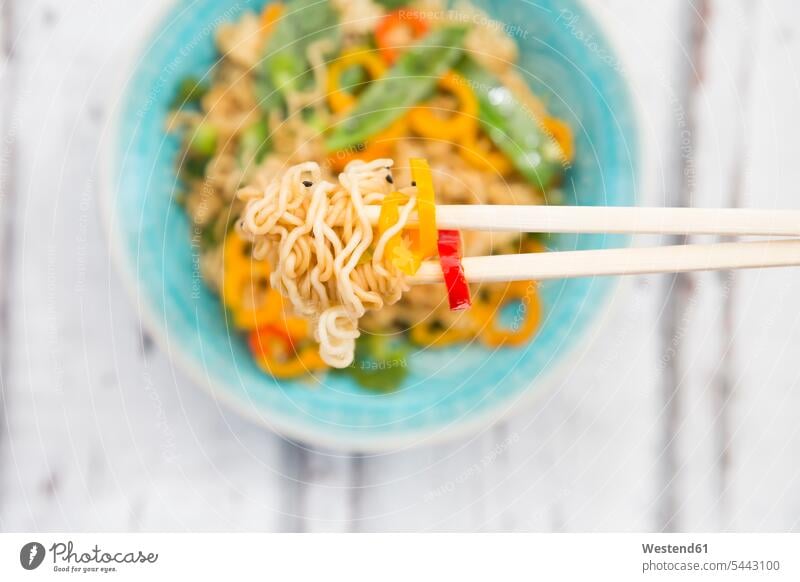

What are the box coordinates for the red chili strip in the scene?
[437,229,472,311]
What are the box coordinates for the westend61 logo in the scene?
[19,540,158,574]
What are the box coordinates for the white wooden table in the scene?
[1,0,799,532]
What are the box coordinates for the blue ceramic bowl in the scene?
[102,0,638,450]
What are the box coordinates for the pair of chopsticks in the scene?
[361,206,800,284]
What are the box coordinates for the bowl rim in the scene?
[98,0,641,452]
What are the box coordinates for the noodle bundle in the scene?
[238,159,417,367]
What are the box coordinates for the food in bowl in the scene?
[166,0,573,390]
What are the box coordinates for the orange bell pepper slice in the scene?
[541,116,575,163]
[459,132,513,176]
[260,3,284,39]
[248,324,326,378]
[327,47,387,113]
[222,233,284,331]
[472,281,542,348]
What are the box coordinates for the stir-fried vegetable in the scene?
[256,0,340,110]
[458,58,566,190]
[325,26,468,152]
[169,4,574,390]
[437,229,471,310]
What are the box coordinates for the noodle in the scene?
[238,159,416,367]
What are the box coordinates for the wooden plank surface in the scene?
[725,0,800,531]
[0,0,798,532]
[666,0,755,532]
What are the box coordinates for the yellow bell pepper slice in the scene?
[409,158,438,260]
[409,72,478,141]
[377,192,406,246]
[377,191,421,275]
[390,238,421,276]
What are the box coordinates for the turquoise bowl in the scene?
[102,0,638,450]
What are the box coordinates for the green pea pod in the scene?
[457,58,566,190]
[256,0,340,109]
[325,26,468,152]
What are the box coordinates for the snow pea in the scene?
[457,59,566,190]
[325,26,468,152]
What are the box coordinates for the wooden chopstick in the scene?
[365,205,800,236]
[407,239,800,284]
